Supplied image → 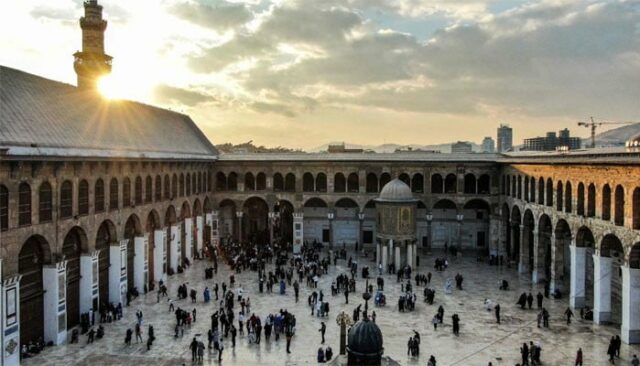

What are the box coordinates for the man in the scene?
[521,342,529,366]
[230,324,237,348]
[495,303,501,324]
[565,307,574,325]
[218,339,224,362]
[319,322,326,344]
[527,293,534,310]
[344,288,349,304]
[631,354,639,366]
[575,347,583,366]
[537,292,544,309]
[190,337,198,362]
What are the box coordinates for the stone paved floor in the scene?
[24,249,640,365]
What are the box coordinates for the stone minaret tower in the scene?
[73,0,112,90]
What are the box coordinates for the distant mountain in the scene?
[310,141,483,153]
[589,123,640,147]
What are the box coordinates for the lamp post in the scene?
[426,213,433,253]
[358,212,365,251]
[456,213,464,252]
[336,311,353,355]
[328,211,335,249]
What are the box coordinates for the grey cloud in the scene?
[153,84,211,107]
[171,1,252,30]
[249,101,296,117]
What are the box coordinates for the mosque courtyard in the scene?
[22,249,640,366]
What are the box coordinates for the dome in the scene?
[347,320,384,356]
[377,178,414,202]
[626,134,640,148]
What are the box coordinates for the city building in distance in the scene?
[523,128,582,151]
[482,137,495,153]
[497,124,513,152]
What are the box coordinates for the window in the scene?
[615,185,624,226]
[18,182,31,226]
[179,174,185,196]
[334,173,346,193]
[123,178,131,207]
[78,180,89,215]
[95,179,105,212]
[135,177,142,205]
[171,174,177,199]
[145,176,152,203]
[109,178,119,210]
[39,182,52,222]
[0,185,7,231]
[60,180,73,218]
[165,175,171,200]
[155,176,162,202]
[602,184,611,220]
[186,173,192,196]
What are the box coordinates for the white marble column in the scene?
[411,244,417,269]
[134,236,147,292]
[532,230,544,284]
[184,217,193,261]
[518,225,528,274]
[293,212,304,253]
[622,266,640,344]
[43,261,67,345]
[389,239,394,268]
[1,272,21,366]
[395,244,402,270]
[170,225,180,273]
[381,241,388,269]
[196,215,204,256]
[109,241,127,306]
[376,242,381,266]
[406,244,412,270]
[80,252,99,314]
[570,245,587,309]
[593,255,613,324]
[153,230,165,283]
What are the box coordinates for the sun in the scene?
[97,75,122,100]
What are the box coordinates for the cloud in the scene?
[171,1,252,30]
[249,101,296,117]
[153,84,211,106]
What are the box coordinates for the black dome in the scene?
[347,320,383,356]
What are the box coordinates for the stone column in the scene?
[426,219,433,253]
[381,241,388,269]
[456,218,463,251]
[293,212,304,253]
[1,272,21,366]
[80,251,99,314]
[570,245,587,309]
[593,255,613,324]
[268,212,275,245]
[412,243,417,269]
[389,239,394,267]
[43,261,67,345]
[236,211,244,242]
[134,235,147,292]
[211,210,220,248]
[622,266,640,344]
[109,241,127,306]
[406,243,412,269]
[196,215,204,256]
[518,225,529,274]
[490,214,501,257]
[532,230,545,284]
[153,229,165,283]
[395,243,402,270]
[170,225,180,273]
[376,241,381,266]
[184,217,193,260]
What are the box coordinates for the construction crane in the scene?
[577,117,639,148]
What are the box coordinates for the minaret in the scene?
[73,0,112,90]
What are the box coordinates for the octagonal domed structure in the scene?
[626,134,640,149]
[377,178,414,202]
[347,319,384,365]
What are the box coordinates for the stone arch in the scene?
[433,198,456,210]
[552,219,572,292]
[123,177,132,207]
[334,173,346,193]
[274,200,294,245]
[575,226,596,307]
[146,209,161,286]
[600,233,625,324]
[96,220,116,310]
[203,196,212,213]
[366,173,378,193]
[242,196,269,243]
[124,214,143,291]
[193,198,202,217]
[315,173,327,192]
[445,173,457,193]
[284,173,296,192]
[347,173,359,193]
[463,198,490,210]
[517,175,522,199]
[530,176,536,203]
[478,174,490,194]
[19,235,52,346]
[546,178,553,207]
[602,184,612,220]
[335,197,359,210]
[577,182,585,216]
[305,197,328,208]
[181,200,192,220]
[62,226,87,330]
[273,173,284,192]
[256,172,267,191]
[511,205,522,264]
[524,176,529,202]
[398,173,410,186]
[219,199,237,241]
[614,185,624,226]
[502,203,512,259]
[431,173,443,194]
[412,173,424,193]
[245,172,256,191]
[60,180,73,219]
[303,172,314,192]
[227,172,238,191]
[537,177,545,205]
[565,181,573,213]
[379,173,391,192]
[216,172,227,191]
[556,181,564,211]
[537,214,553,281]
[186,172,192,196]
[629,242,640,269]
[38,181,53,223]
[634,187,640,230]
[587,183,596,217]
[522,209,535,274]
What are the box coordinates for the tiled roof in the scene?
[0,66,217,160]
[217,152,501,163]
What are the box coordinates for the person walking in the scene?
[527,292,534,310]
[631,354,639,366]
[319,322,326,344]
[452,314,460,336]
[565,307,574,325]
[135,323,143,343]
[521,342,530,366]
[575,347,583,366]
[537,292,544,309]
[218,339,224,362]
[495,303,501,324]
[190,337,198,362]
[607,336,616,364]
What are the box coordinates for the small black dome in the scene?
[347,320,383,356]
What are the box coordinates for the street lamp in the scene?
[327,211,335,249]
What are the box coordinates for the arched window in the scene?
[587,183,596,217]
[191,173,197,194]
[633,187,640,230]
[39,182,52,222]
[530,177,536,203]
[171,174,177,199]
[186,173,191,196]
[135,177,142,205]
[95,179,105,212]
[523,176,529,201]
[501,176,506,195]
[412,174,424,193]
[257,173,267,191]
[18,182,31,226]
[179,173,185,196]
[216,172,227,191]
[0,185,7,231]
[285,173,296,192]
[228,172,238,191]
[615,185,624,226]
[431,174,444,194]
[316,173,327,192]
[517,176,522,199]
[245,172,256,191]
[78,180,89,215]
[379,173,391,191]
[164,175,171,200]
[334,173,346,193]
[145,176,152,203]
[538,177,545,204]
[602,184,611,220]
[505,176,511,196]
[556,181,563,212]
[445,174,457,193]
[155,176,162,201]
[122,178,131,207]
[512,176,517,197]
[273,173,284,192]
[60,180,73,218]
[565,181,572,213]
[577,183,585,216]
[208,171,213,192]
[546,178,553,206]
[197,172,202,194]
[302,173,314,192]
[109,178,119,210]
[478,174,490,194]
[347,173,359,193]
[366,173,378,193]
[464,174,477,194]
[399,173,410,186]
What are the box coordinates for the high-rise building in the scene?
[481,137,495,153]
[523,128,581,151]
[497,124,513,152]
[451,141,473,153]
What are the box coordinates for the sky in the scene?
[1,0,639,150]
